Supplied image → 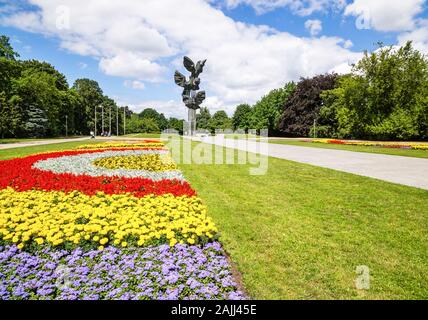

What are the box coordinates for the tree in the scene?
[167,117,185,134]
[72,79,104,134]
[127,114,144,133]
[21,60,68,90]
[196,107,211,129]
[139,108,167,131]
[11,69,64,136]
[141,118,160,133]
[0,92,22,138]
[232,104,252,131]
[208,110,232,133]
[279,75,337,137]
[24,105,48,137]
[157,113,168,131]
[139,108,159,120]
[320,41,428,140]
[0,58,21,95]
[0,35,19,60]
[252,82,296,134]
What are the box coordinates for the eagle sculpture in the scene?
[174,56,206,110]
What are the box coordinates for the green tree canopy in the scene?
[320,41,428,140]
[279,75,337,137]
[0,35,19,60]
[232,103,252,131]
[208,110,232,133]
[167,117,185,134]
[196,107,211,129]
[72,78,104,134]
[139,108,167,131]
[252,82,296,134]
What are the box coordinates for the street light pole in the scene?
[65,115,68,137]
[123,107,126,136]
[109,105,112,135]
[94,105,97,137]
[116,106,119,136]
[101,104,104,135]
[313,118,317,139]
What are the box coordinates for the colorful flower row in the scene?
[77,140,165,150]
[0,141,244,300]
[309,139,428,150]
[0,243,245,300]
[0,149,194,197]
[0,188,217,249]
[33,149,184,181]
[94,153,177,171]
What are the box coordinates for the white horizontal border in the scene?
[33,150,185,181]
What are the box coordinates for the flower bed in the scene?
[77,140,165,150]
[310,139,428,150]
[0,243,244,300]
[0,141,244,300]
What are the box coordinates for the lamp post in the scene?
[123,107,126,136]
[313,118,317,139]
[109,105,112,136]
[94,105,97,137]
[101,104,104,135]
[116,106,119,136]
[65,115,68,137]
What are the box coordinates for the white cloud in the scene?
[124,80,146,90]
[397,19,428,54]
[78,62,88,70]
[344,0,425,32]
[222,0,346,15]
[99,52,166,81]
[305,19,322,36]
[1,0,363,114]
[343,39,353,49]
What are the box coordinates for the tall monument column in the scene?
[188,108,196,136]
[174,56,207,136]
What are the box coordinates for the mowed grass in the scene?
[0,139,101,160]
[0,136,84,144]
[267,139,428,159]
[179,142,428,299]
[124,133,161,138]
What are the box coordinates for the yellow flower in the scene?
[0,184,217,249]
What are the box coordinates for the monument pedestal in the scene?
[186,108,196,136]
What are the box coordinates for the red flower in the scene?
[327,139,346,144]
[0,149,195,197]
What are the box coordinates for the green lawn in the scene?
[124,133,162,138]
[0,136,83,144]
[267,139,428,159]
[0,140,101,160]
[0,140,427,299]
[179,142,428,299]
[0,138,43,144]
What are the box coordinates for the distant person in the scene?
[90,131,95,139]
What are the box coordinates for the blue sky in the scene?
[1,0,427,119]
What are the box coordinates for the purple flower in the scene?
[0,242,245,300]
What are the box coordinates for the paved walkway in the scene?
[0,137,90,150]
[193,136,428,190]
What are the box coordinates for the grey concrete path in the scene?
[192,136,428,190]
[0,137,90,150]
